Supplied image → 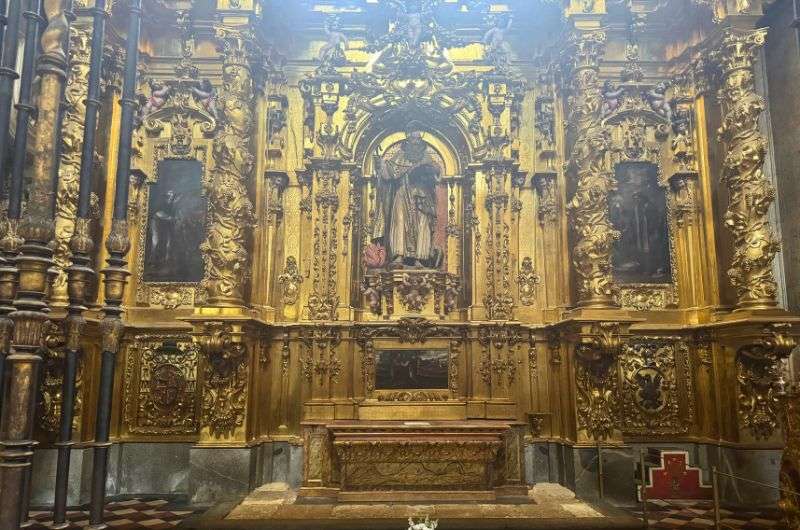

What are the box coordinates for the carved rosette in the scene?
[711,29,780,309]
[564,31,619,307]
[200,29,258,305]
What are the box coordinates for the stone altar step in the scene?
[178,483,643,529]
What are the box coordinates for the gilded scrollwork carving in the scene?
[533,173,558,226]
[307,166,341,320]
[52,27,95,305]
[397,272,434,313]
[711,29,780,309]
[38,346,83,434]
[616,284,676,311]
[780,387,800,529]
[278,256,303,306]
[736,324,796,440]
[195,323,248,438]
[200,28,259,306]
[564,30,619,307]
[299,326,342,385]
[574,322,625,441]
[477,324,524,386]
[517,257,540,307]
[483,165,514,320]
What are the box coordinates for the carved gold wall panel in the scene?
[122,335,200,435]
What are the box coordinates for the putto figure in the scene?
[371,125,442,270]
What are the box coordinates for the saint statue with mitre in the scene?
[371,125,442,269]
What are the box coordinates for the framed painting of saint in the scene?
[609,162,673,284]
[143,159,207,283]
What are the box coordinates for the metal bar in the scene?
[0,0,8,65]
[7,0,42,221]
[0,0,62,524]
[597,442,604,500]
[0,0,22,189]
[793,0,800,55]
[76,0,106,218]
[640,449,648,529]
[712,466,721,530]
[88,0,141,527]
[50,0,94,525]
[712,469,800,496]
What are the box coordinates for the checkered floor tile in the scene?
[629,500,788,529]
[26,499,196,530]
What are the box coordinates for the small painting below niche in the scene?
[610,162,672,285]
[144,159,207,283]
[375,349,449,390]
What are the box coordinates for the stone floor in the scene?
[24,492,789,529]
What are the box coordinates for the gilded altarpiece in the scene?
[53,0,800,510]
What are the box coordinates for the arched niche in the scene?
[352,115,472,320]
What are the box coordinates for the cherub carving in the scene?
[387,0,438,47]
[483,14,513,68]
[318,15,348,67]
[646,82,672,122]
[142,79,171,116]
[192,79,217,119]
[601,80,624,117]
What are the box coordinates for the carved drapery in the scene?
[200,28,258,306]
[711,29,780,310]
[564,30,618,308]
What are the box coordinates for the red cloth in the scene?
[363,242,386,269]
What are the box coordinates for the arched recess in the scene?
[345,104,478,316]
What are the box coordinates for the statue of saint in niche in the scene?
[370,127,444,270]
